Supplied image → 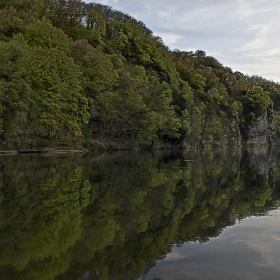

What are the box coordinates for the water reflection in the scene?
[0,154,91,279]
[0,148,279,280]
[143,210,280,280]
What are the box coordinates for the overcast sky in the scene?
[84,0,280,82]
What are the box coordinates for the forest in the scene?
[1,0,280,150]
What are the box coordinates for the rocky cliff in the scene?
[246,109,279,146]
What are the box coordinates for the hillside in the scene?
[1,0,280,149]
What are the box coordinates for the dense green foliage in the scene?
[0,149,279,279]
[0,0,279,149]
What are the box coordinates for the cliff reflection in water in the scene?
[0,148,279,280]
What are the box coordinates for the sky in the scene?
[84,0,280,83]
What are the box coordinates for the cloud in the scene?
[95,0,119,4]
[156,32,183,46]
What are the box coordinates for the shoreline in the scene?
[0,149,86,155]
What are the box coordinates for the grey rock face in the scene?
[247,109,279,146]
[229,118,242,146]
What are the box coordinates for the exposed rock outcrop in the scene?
[246,109,279,146]
[229,118,242,146]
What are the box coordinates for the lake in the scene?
[0,147,279,280]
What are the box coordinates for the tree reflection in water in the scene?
[0,148,279,280]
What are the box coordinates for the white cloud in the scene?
[157,32,183,46]
[95,0,119,4]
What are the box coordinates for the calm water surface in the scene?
[0,148,279,280]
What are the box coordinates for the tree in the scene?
[0,7,24,40]
[18,46,90,140]
[242,85,272,123]
[23,19,70,51]
[0,33,89,146]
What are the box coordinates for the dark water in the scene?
[0,148,279,280]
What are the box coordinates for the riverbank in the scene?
[0,149,86,155]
